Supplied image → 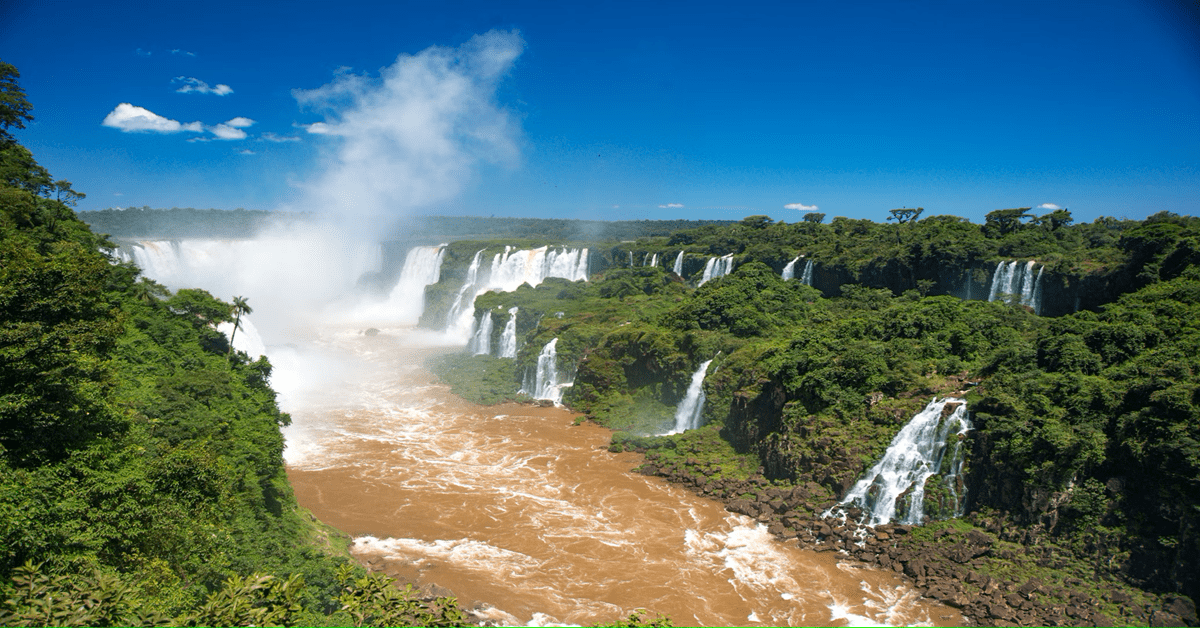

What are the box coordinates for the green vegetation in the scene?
[428,205,1200,614]
[0,62,469,626]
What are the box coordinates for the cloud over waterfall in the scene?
[290,29,525,215]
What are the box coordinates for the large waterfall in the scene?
[521,338,572,404]
[666,360,713,434]
[828,398,972,527]
[699,254,734,286]
[672,251,684,275]
[381,245,447,323]
[469,311,494,355]
[988,260,1044,314]
[498,307,519,359]
[445,246,590,342]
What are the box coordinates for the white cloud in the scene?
[136,48,151,56]
[171,49,197,57]
[173,77,233,96]
[298,121,332,135]
[238,149,256,155]
[658,203,684,208]
[785,202,819,211]
[102,103,204,133]
[209,124,248,140]
[224,116,256,128]
[261,132,301,142]
[113,192,123,196]
[1037,203,1062,210]
[289,29,525,216]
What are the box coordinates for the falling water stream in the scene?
[278,327,961,627]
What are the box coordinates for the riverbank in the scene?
[629,432,1197,627]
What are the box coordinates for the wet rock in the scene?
[989,602,1016,621]
[1164,595,1198,626]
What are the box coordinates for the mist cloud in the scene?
[1037,203,1062,210]
[659,203,684,208]
[290,29,525,216]
[785,202,819,211]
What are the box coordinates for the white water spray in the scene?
[782,257,800,280]
[672,251,684,276]
[666,360,713,434]
[521,338,572,404]
[469,311,494,355]
[828,398,972,526]
[988,260,1043,313]
[699,254,734,286]
[498,307,519,359]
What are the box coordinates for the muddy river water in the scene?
[277,327,961,626]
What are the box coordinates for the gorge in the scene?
[98,208,1200,627]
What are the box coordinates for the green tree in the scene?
[0,61,32,141]
[984,207,1033,236]
[228,296,252,357]
[802,212,826,224]
[887,207,923,224]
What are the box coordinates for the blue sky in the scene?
[2,0,1197,224]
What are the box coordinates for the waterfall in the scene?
[498,307,519,359]
[445,246,589,342]
[445,249,486,336]
[667,360,713,434]
[782,256,800,280]
[988,260,1044,313]
[468,311,493,356]
[522,338,572,404]
[672,251,684,275]
[650,253,658,268]
[698,254,734,286]
[827,398,972,527]
[800,259,814,286]
[628,251,634,267]
[382,245,447,323]
[217,314,267,360]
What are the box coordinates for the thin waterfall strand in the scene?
[498,307,519,359]
[667,360,713,434]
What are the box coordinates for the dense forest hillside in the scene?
[0,62,469,626]
[429,212,1200,626]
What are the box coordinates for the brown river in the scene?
[276,326,962,626]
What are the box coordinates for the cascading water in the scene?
[521,338,572,404]
[445,246,589,342]
[445,249,486,336]
[988,260,1044,314]
[498,307,519,359]
[782,257,800,280]
[379,245,447,323]
[649,253,658,268]
[217,315,267,360]
[666,360,713,434]
[800,259,814,286]
[469,311,494,356]
[698,254,734,286]
[672,251,684,275]
[827,398,972,527]
[628,251,634,267]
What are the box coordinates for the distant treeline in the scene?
[404,215,735,242]
[77,207,314,238]
[76,207,735,241]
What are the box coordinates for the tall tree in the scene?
[228,296,252,356]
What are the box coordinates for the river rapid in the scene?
[276,326,962,627]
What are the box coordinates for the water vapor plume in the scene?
[291,30,525,223]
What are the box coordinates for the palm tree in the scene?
[228,296,252,357]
